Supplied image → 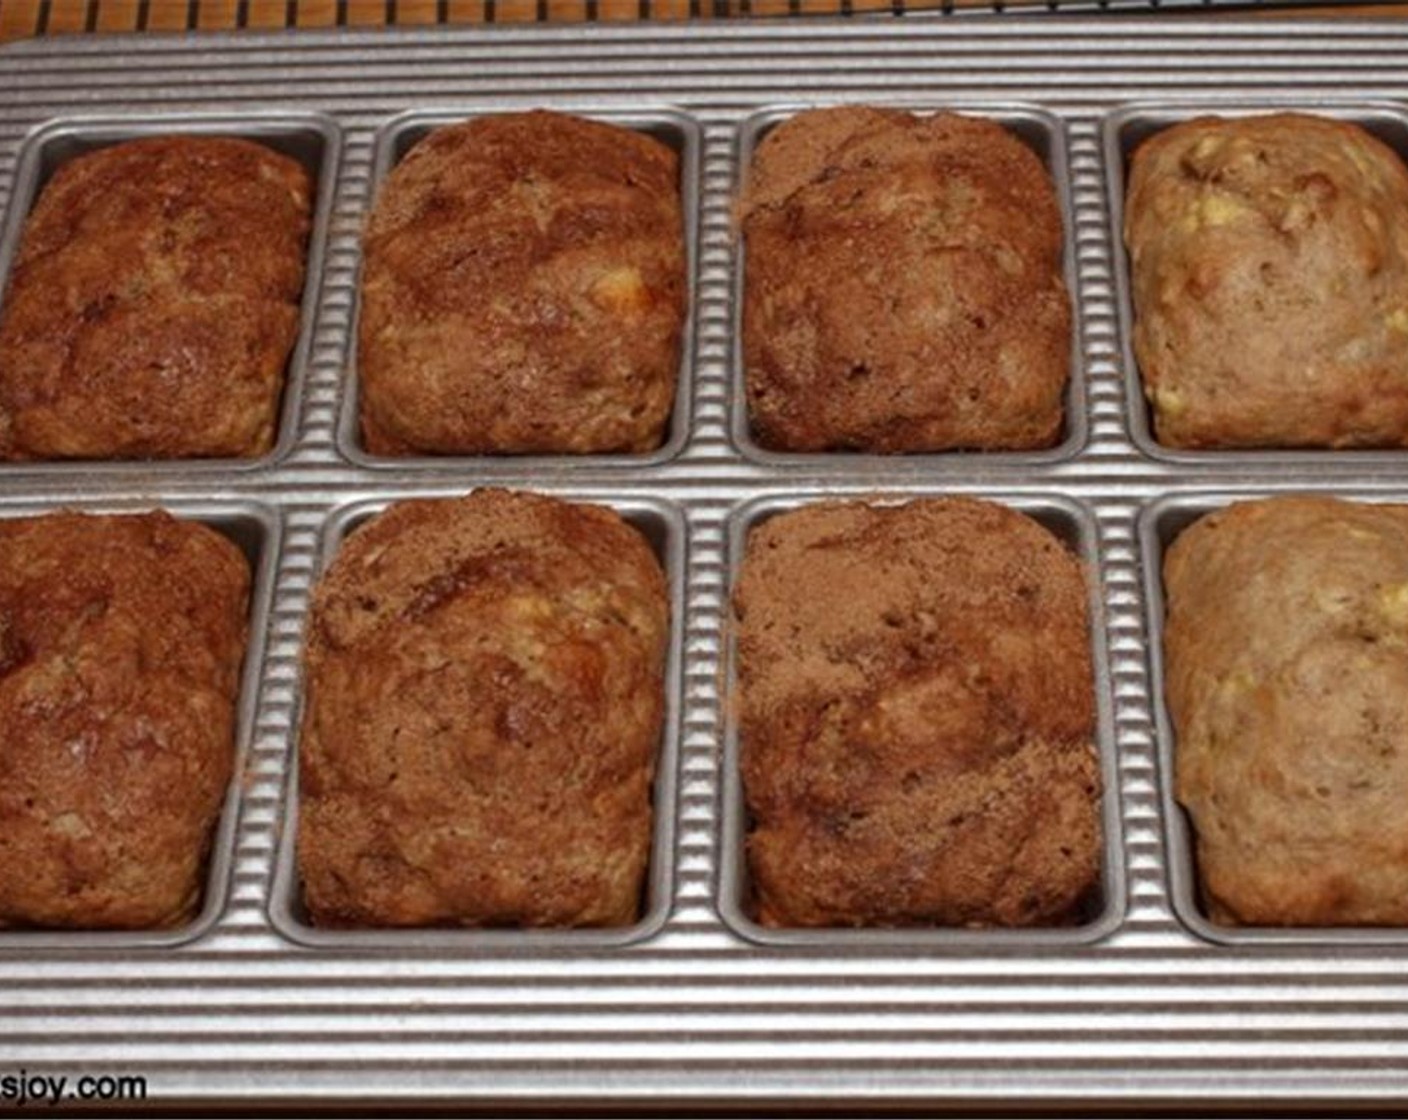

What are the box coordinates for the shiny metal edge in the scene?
[1106,97,1408,466]
[0,110,342,477]
[1140,488,1408,947]
[729,100,1088,468]
[333,105,703,473]
[266,490,689,950]
[0,497,282,950]
[717,490,1127,948]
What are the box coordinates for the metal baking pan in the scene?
[267,491,687,950]
[0,111,341,476]
[7,20,1408,1110]
[730,101,1087,468]
[336,106,702,472]
[0,497,281,950]
[1140,488,1408,947]
[1106,98,1408,467]
[717,489,1126,948]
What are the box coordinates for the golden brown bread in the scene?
[1125,113,1408,449]
[0,136,311,460]
[298,489,670,928]
[358,111,686,456]
[1165,496,1408,926]
[734,498,1102,928]
[740,107,1072,453]
[0,511,250,929]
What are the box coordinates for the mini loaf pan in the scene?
[0,111,342,476]
[1106,99,1408,467]
[0,497,282,951]
[717,491,1127,949]
[730,102,1088,470]
[336,106,702,473]
[267,491,687,950]
[1140,489,1408,947]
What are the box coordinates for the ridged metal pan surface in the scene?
[5,20,1408,1109]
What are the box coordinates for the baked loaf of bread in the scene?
[0,136,311,460]
[0,511,250,929]
[299,489,669,928]
[1125,113,1408,449]
[358,111,686,456]
[734,498,1101,928]
[1165,496,1408,926]
[740,107,1071,453]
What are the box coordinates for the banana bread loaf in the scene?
[1125,113,1408,449]
[298,489,670,928]
[358,112,686,456]
[734,497,1102,928]
[740,107,1072,453]
[0,136,311,459]
[0,511,251,929]
[1165,495,1408,925]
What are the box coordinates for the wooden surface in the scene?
[0,0,1404,37]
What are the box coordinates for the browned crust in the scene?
[298,489,670,928]
[0,511,251,929]
[1125,113,1408,449]
[740,107,1071,453]
[734,497,1101,929]
[357,111,686,456]
[1165,496,1408,926]
[0,136,312,460]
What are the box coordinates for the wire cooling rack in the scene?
[0,0,1396,35]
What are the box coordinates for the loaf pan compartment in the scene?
[267,491,687,950]
[0,498,282,951]
[336,106,702,472]
[717,491,1126,948]
[730,103,1088,470]
[1106,100,1408,467]
[1140,489,1408,946]
[0,111,341,476]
